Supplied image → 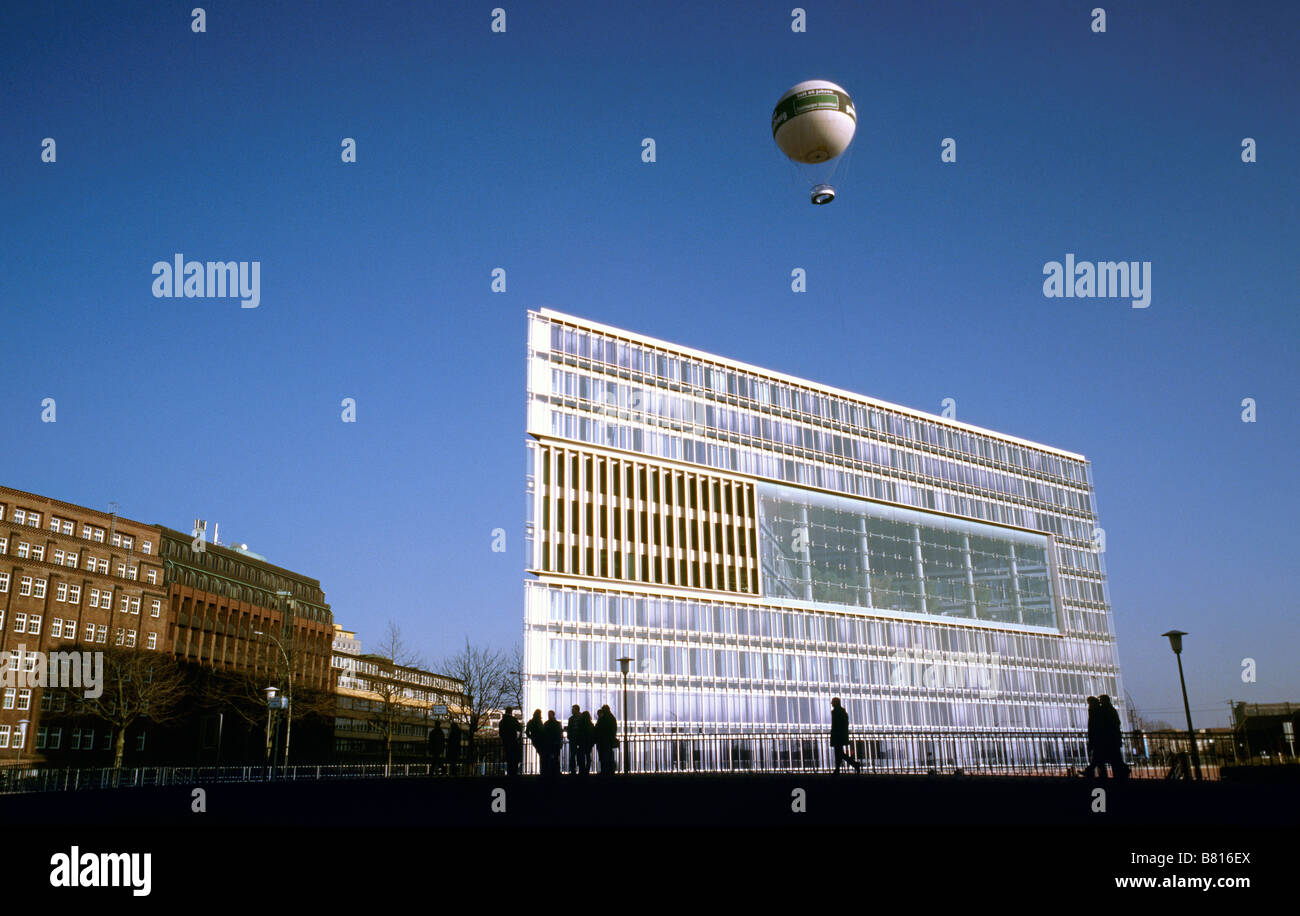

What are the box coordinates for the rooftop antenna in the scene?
[108,500,119,544]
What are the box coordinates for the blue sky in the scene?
[2,1,1296,727]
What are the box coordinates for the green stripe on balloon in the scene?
[770,89,856,138]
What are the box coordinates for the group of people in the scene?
[496,705,620,776]
[426,719,463,775]
[1086,694,1128,779]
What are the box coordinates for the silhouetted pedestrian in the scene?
[577,709,595,775]
[567,705,584,775]
[447,720,462,776]
[1085,696,1104,778]
[830,697,861,774]
[542,710,564,777]
[499,707,523,776]
[526,709,545,773]
[595,705,619,775]
[428,719,445,775]
[1098,695,1128,779]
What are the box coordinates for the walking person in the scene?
[830,697,862,774]
[526,709,545,774]
[428,719,446,776]
[1085,696,1105,778]
[499,707,523,776]
[567,705,585,775]
[542,710,564,777]
[446,720,462,776]
[1098,695,1128,779]
[595,704,619,775]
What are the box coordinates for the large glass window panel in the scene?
[757,482,1057,629]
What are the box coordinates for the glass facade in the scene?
[524,309,1124,766]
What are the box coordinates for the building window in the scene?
[82,524,93,539]
[28,513,40,528]
[123,536,133,551]
[16,542,29,559]
[19,577,32,596]
[54,549,65,565]
[117,563,126,578]
[13,510,25,525]
[146,569,157,584]
[93,528,104,543]
[84,623,96,641]
[127,566,138,581]
[68,585,80,603]
[126,630,137,647]
[150,598,161,617]
[100,590,112,608]
[0,726,9,748]
[89,588,100,606]
[50,516,62,532]
[50,619,63,639]
[70,728,81,750]
[142,540,152,555]
[0,536,6,553]
[27,615,41,636]
[95,625,107,643]
[36,727,47,749]
[48,727,62,749]
[120,596,129,613]
[0,572,8,593]
[17,689,31,710]
[62,521,73,535]
[31,545,45,562]
[111,533,122,547]
[97,559,108,574]
[33,579,46,599]
[115,628,125,646]
[147,633,158,650]
[56,582,68,602]
[2,689,13,710]
[64,551,78,567]
[130,597,140,614]
[14,613,26,632]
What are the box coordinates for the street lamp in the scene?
[617,656,633,774]
[1162,630,1203,781]
[255,622,293,769]
[263,686,278,774]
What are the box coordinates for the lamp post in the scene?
[256,620,293,769]
[263,686,278,775]
[617,656,633,773]
[1162,629,1203,781]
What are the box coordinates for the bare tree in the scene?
[509,643,524,713]
[76,647,188,769]
[442,639,511,766]
[359,622,428,770]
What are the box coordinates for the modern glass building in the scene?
[523,309,1124,770]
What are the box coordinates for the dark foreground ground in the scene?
[3,773,1293,899]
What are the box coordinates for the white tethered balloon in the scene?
[771,80,857,205]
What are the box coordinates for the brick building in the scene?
[0,486,168,764]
